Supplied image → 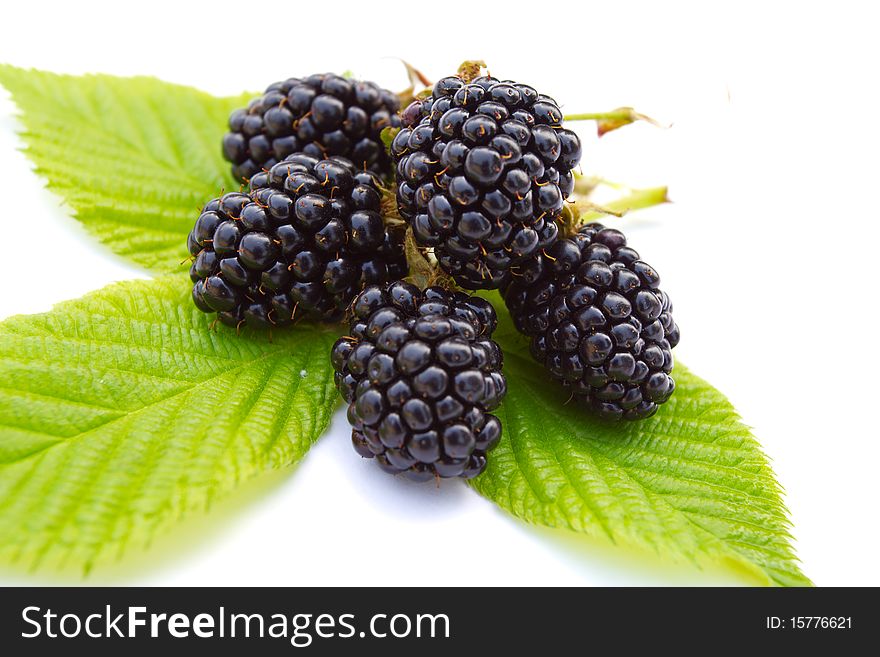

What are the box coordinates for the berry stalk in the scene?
[556,185,669,239]
[574,186,669,223]
[564,107,662,136]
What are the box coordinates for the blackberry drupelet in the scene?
[331,282,506,481]
[390,75,583,290]
[222,73,400,182]
[188,155,407,327]
[503,223,680,421]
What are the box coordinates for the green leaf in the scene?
[0,65,250,274]
[564,107,663,136]
[0,276,338,571]
[471,294,809,587]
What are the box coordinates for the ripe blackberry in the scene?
[331,282,506,481]
[503,223,680,421]
[222,73,400,182]
[390,75,583,290]
[188,155,407,327]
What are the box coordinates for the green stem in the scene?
[564,109,639,122]
[564,107,662,136]
[575,186,670,223]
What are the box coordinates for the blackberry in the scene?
[222,73,400,182]
[188,155,407,327]
[331,282,506,481]
[503,223,680,421]
[390,75,582,290]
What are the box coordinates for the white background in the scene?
[1,0,878,586]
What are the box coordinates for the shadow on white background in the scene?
[2,407,746,587]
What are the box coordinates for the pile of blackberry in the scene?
[331,282,506,480]
[222,73,400,182]
[503,223,680,420]
[390,75,582,289]
[188,155,406,327]
[188,66,679,483]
